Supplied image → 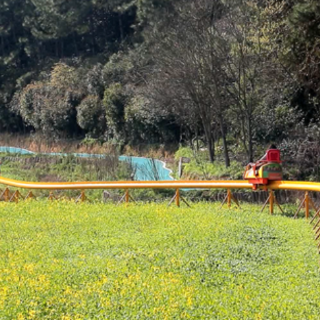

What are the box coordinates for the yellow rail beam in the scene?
[0,177,253,190]
[269,181,320,192]
[0,176,320,192]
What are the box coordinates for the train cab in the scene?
[244,149,283,190]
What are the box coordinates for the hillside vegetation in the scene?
[0,201,319,319]
[2,0,320,179]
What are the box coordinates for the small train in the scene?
[244,149,282,190]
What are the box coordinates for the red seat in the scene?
[266,149,281,163]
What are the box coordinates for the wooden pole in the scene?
[305,192,309,219]
[4,188,9,202]
[261,191,283,214]
[10,190,21,203]
[25,191,35,200]
[221,190,240,209]
[227,189,231,208]
[48,192,57,200]
[168,189,189,207]
[269,191,274,215]
[175,189,180,207]
[81,190,86,202]
[125,189,129,204]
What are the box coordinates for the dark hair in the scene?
[268,144,277,149]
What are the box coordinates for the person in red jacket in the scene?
[246,144,279,176]
[257,144,278,162]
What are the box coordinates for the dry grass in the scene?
[0,133,177,158]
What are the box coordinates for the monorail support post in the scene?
[117,189,136,205]
[305,192,310,219]
[261,190,284,215]
[10,190,22,203]
[48,192,57,201]
[75,190,86,203]
[81,190,86,202]
[269,191,274,215]
[168,189,190,208]
[221,190,240,209]
[227,189,231,208]
[4,188,9,202]
[25,191,35,200]
[175,189,180,207]
[125,189,129,204]
[294,192,315,219]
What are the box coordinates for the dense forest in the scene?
[1,0,320,175]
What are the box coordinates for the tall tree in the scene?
[146,0,231,165]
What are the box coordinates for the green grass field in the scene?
[0,201,319,319]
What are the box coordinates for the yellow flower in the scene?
[29,301,37,307]
[38,275,46,283]
[0,286,8,295]
[64,286,72,295]
[101,275,108,284]
[24,264,34,274]
[17,313,24,320]
[101,298,111,307]
[180,311,191,319]
[28,310,36,318]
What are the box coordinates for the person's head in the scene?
[268,144,277,150]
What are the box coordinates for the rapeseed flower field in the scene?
[0,201,319,319]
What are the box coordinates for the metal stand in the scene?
[220,189,240,209]
[48,192,58,200]
[75,190,86,203]
[0,188,10,201]
[294,192,317,219]
[168,189,190,207]
[117,189,136,205]
[10,190,23,203]
[25,191,35,200]
[261,190,284,215]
